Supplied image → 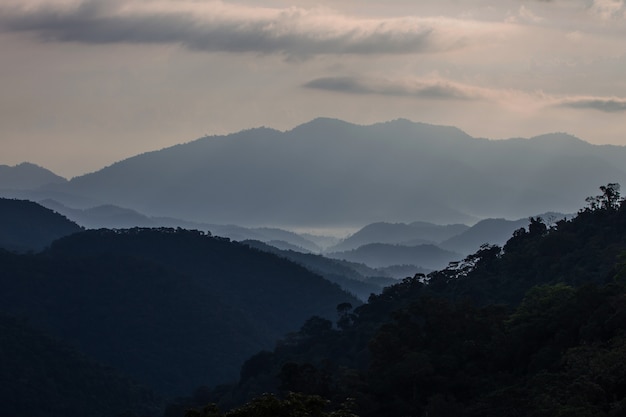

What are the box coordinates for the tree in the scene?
[585,183,622,211]
[336,303,354,330]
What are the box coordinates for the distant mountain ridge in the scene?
[4,118,626,228]
[329,243,461,270]
[0,162,66,190]
[38,199,324,251]
[329,221,469,252]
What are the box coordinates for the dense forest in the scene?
[0,312,160,417]
[0,223,359,415]
[170,184,626,417]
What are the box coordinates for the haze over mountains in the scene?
[2,118,624,230]
[2,114,626,416]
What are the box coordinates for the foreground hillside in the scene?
[0,227,358,399]
[0,312,161,417]
[172,184,626,417]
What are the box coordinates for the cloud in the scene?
[0,0,474,57]
[303,75,626,115]
[505,5,544,24]
[558,97,626,112]
[589,0,626,19]
[303,76,486,100]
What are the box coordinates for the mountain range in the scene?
[2,118,624,228]
[0,199,360,400]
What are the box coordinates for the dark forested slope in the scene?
[0,228,358,398]
[0,311,161,417]
[0,198,82,252]
[175,184,626,417]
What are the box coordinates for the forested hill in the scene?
[0,198,82,252]
[172,184,626,417]
[0,228,359,399]
[0,312,161,417]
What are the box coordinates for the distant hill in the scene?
[329,243,462,270]
[0,162,66,190]
[40,199,158,229]
[439,218,531,255]
[0,198,82,251]
[33,118,626,228]
[0,228,359,397]
[330,221,469,252]
[242,239,396,300]
[439,212,571,255]
[39,199,324,251]
[0,311,161,417]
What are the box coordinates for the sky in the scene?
[1,0,625,178]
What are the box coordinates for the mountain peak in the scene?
[0,162,67,190]
[529,132,588,145]
[288,117,357,134]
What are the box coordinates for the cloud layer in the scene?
[0,0,474,56]
[305,75,626,113]
[558,97,626,112]
[304,76,482,100]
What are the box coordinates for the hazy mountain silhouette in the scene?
[439,218,530,255]
[33,118,625,228]
[439,212,571,255]
[38,199,324,251]
[0,162,66,190]
[0,198,82,252]
[329,221,469,252]
[328,243,461,270]
[242,239,396,300]
[40,199,159,229]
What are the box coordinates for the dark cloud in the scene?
[303,76,478,100]
[0,1,442,56]
[560,98,626,112]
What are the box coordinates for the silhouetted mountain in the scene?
[329,243,462,270]
[0,198,82,252]
[0,311,161,417]
[439,217,530,255]
[35,118,626,228]
[0,162,66,190]
[439,212,571,255]
[38,200,324,251]
[40,199,158,228]
[329,221,469,252]
[0,228,358,397]
[174,185,626,417]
